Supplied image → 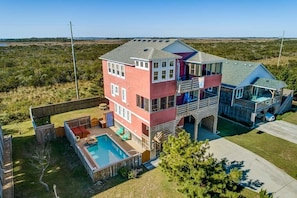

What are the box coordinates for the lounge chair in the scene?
[121,131,130,141]
[86,135,98,145]
[116,127,124,136]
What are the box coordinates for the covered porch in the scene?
[234,78,286,113]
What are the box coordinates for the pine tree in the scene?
[159,130,241,198]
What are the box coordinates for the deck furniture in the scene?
[121,132,131,141]
[99,103,108,110]
[116,127,124,136]
[86,136,98,145]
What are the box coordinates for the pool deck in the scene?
[76,126,141,169]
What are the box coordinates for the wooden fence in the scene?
[64,120,141,182]
[30,96,108,119]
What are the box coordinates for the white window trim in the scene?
[111,83,119,97]
[152,59,175,83]
[121,88,127,103]
[135,60,149,71]
[235,87,244,99]
[114,102,131,123]
[107,61,125,79]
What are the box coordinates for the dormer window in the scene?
[152,59,175,83]
[107,61,125,79]
[135,60,149,71]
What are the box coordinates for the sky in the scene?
[1,0,297,38]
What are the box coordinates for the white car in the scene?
[265,112,275,122]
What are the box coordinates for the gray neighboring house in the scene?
[219,60,293,127]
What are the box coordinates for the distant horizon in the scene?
[1,0,297,39]
[1,36,296,40]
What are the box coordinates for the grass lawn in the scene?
[276,103,297,125]
[218,117,297,180]
[2,107,258,197]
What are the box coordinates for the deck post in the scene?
[194,118,199,140]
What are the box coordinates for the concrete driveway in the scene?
[208,138,297,197]
[257,120,297,144]
[146,123,297,197]
[194,124,297,197]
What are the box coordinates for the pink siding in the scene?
[109,100,145,138]
[150,81,176,99]
[150,108,176,126]
[204,74,222,89]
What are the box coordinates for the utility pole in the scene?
[70,21,79,99]
[277,30,285,68]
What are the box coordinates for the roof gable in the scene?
[163,40,197,54]
[253,78,286,90]
[222,60,262,87]
[100,38,191,65]
[186,51,225,64]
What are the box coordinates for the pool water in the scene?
[86,135,129,168]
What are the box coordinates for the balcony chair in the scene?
[116,127,124,136]
[121,131,131,141]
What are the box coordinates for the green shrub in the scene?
[118,166,129,178]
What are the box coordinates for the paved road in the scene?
[257,120,297,144]
[208,138,297,197]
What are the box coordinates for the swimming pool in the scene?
[86,134,129,168]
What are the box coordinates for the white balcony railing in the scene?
[176,96,218,116]
[177,78,200,93]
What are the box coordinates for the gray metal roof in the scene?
[221,60,260,87]
[186,51,225,64]
[253,78,287,90]
[100,39,182,65]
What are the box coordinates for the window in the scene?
[122,108,126,118]
[153,71,158,81]
[168,95,174,108]
[151,99,158,111]
[160,97,167,109]
[152,60,175,83]
[114,102,131,123]
[189,64,195,75]
[112,63,115,74]
[169,69,174,79]
[111,84,115,96]
[115,85,119,95]
[162,71,166,80]
[116,64,120,75]
[150,95,175,112]
[108,62,112,73]
[206,64,212,75]
[114,103,117,114]
[135,60,149,70]
[118,105,122,115]
[126,111,131,122]
[111,83,119,97]
[121,65,125,77]
[235,88,244,99]
[214,63,222,74]
[108,61,125,78]
[136,94,149,112]
[121,88,126,103]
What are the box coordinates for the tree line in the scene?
[0,43,120,92]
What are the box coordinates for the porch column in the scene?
[212,115,218,134]
[194,118,199,140]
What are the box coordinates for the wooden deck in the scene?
[76,126,140,169]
